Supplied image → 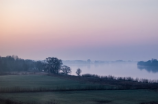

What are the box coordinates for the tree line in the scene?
[137,59,158,67]
[0,55,44,74]
[0,55,82,75]
[43,57,81,75]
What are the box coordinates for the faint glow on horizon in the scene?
[0,0,158,60]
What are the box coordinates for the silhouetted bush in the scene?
[53,73,158,90]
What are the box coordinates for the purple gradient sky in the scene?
[0,0,158,61]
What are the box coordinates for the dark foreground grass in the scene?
[0,90,158,104]
[0,75,158,104]
[0,75,85,89]
[0,75,116,93]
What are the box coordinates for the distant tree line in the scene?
[0,55,44,74]
[0,56,72,75]
[137,59,158,67]
[137,59,158,73]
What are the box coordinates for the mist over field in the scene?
[1,1,158,104]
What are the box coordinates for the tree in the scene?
[76,68,81,76]
[35,61,44,71]
[61,65,71,75]
[45,57,62,74]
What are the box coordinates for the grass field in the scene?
[0,75,88,90]
[0,75,158,104]
[0,74,116,93]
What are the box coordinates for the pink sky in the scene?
[1,0,158,60]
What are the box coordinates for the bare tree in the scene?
[76,68,81,76]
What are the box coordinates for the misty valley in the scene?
[1,0,158,103]
[1,56,158,80]
[0,56,158,104]
[65,61,158,80]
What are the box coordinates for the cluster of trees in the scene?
[0,55,44,73]
[44,57,71,75]
[0,56,82,75]
[137,59,158,66]
[137,59,158,73]
[44,57,82,75]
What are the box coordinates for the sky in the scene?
[0,0,158,61]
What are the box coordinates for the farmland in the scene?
[0,74,158,104]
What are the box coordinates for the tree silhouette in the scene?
[76,68,81,76]
[45,57,62,74]
[61,65,71,75]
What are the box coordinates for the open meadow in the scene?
[0,74,158,104]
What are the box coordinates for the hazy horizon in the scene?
[1,0,158,61]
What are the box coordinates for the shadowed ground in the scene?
[0,75,158,104]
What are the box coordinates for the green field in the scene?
[0,75,112,93]
[0,75,158,104]
[0,75,89,90]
